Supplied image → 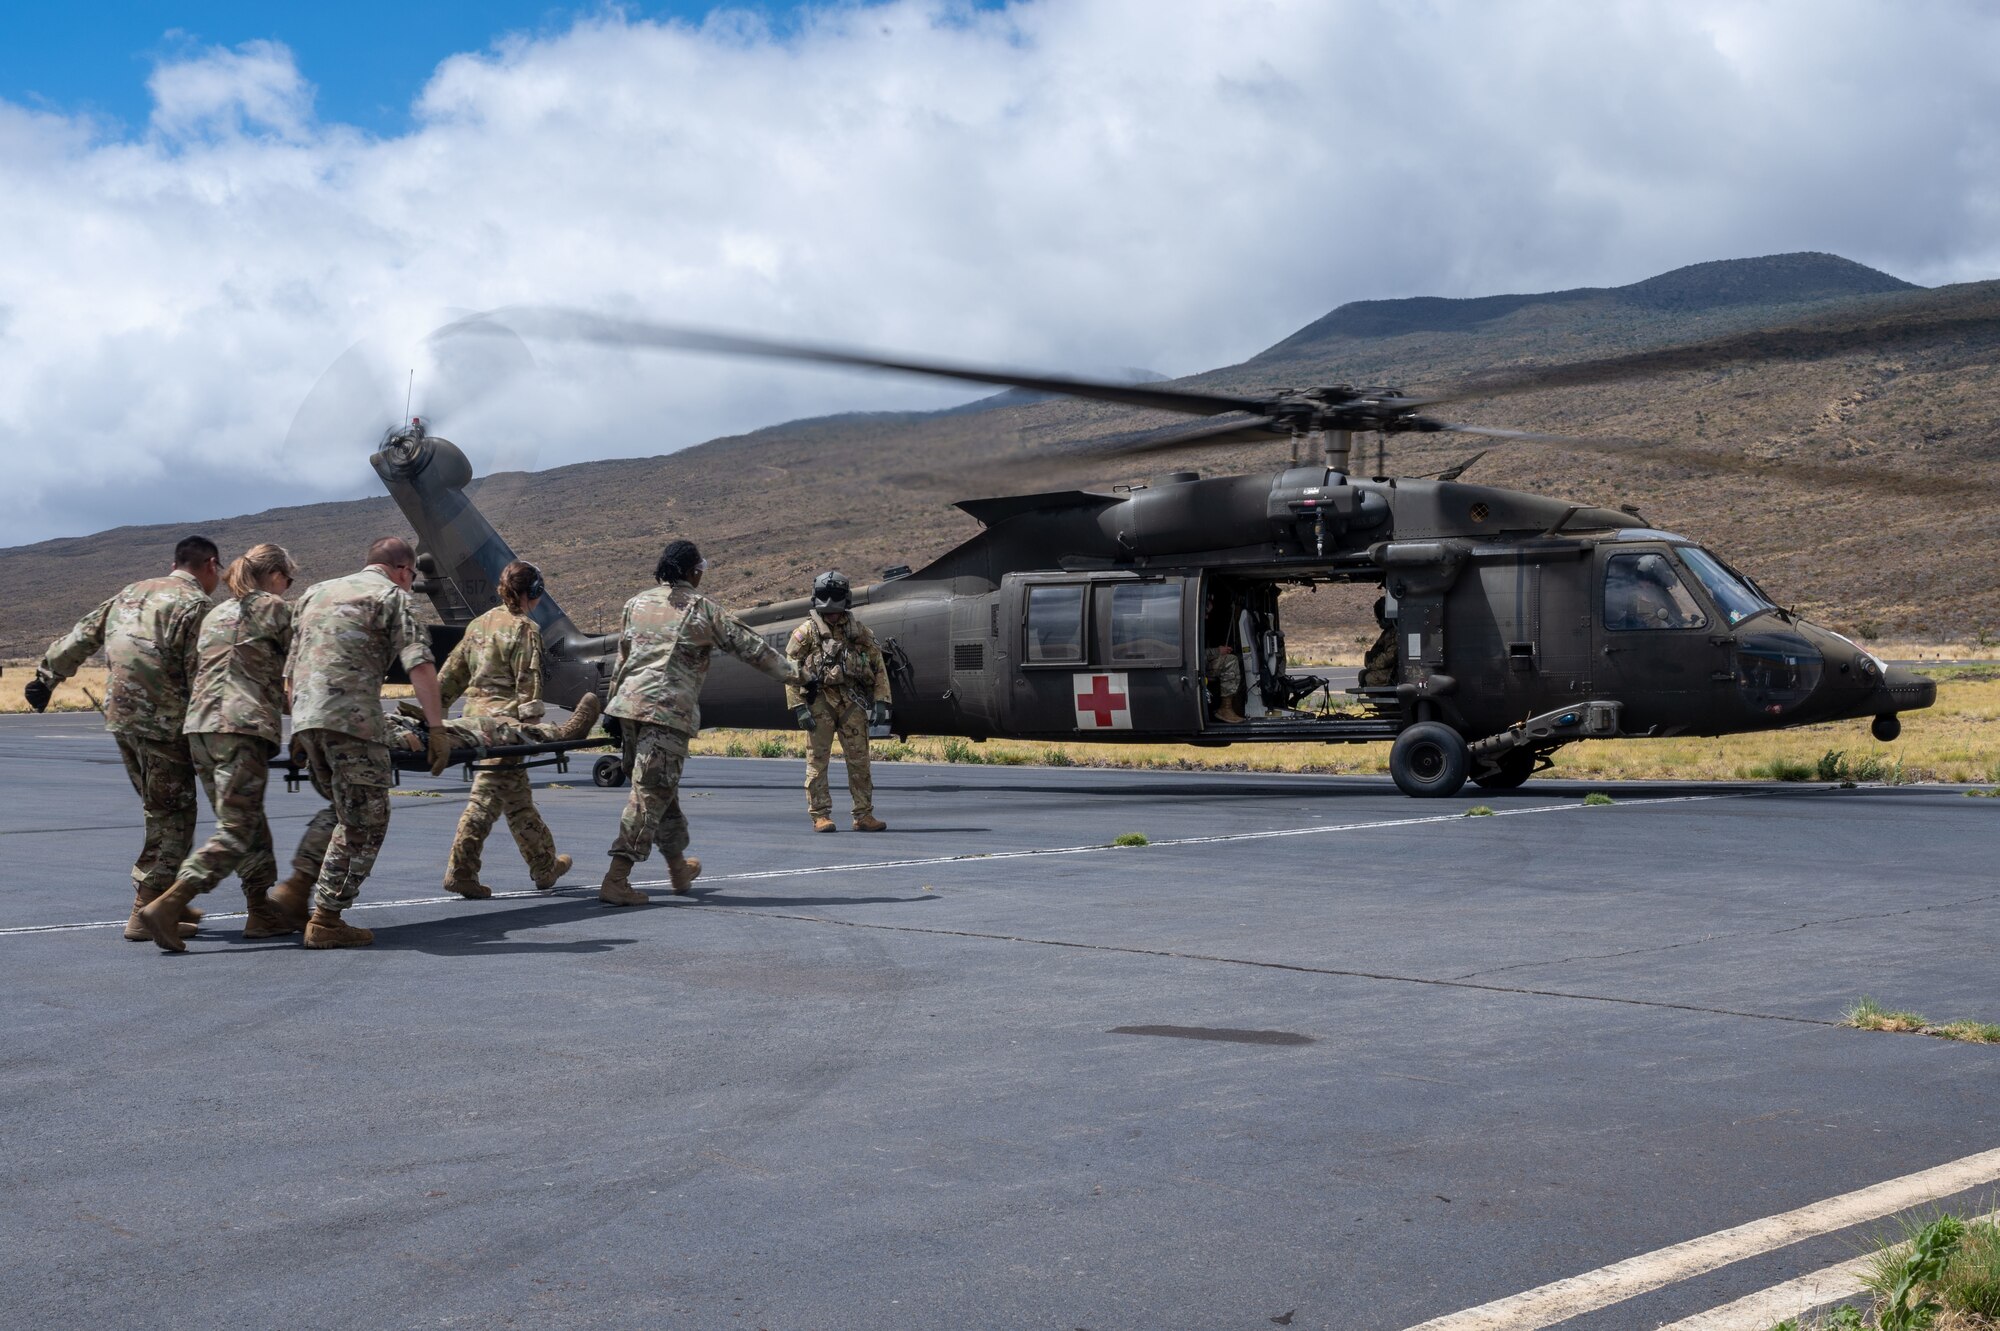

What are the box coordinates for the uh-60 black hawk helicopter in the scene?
[374,308,1939,799]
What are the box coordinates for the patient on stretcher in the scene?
[387,692,602,755]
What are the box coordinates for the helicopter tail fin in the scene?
[369,427,582,647]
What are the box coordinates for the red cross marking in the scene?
[1076,674,1128,727]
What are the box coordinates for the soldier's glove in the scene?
[870,701,890,728]
[793,705,816,732]
[24,677,52,713]
[427,728,454,777]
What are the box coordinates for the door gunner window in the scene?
[1026,585,1085,663]
[1108,583,1181,662]
[1605,552,1708,631]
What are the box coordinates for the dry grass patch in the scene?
[1846,998,2000,1044]
[689,677,1999,785]
[0,662,109,714]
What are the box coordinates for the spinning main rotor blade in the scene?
[443,308,1274,419]
[1081,414,1283,457]
[1418,300,2000,405]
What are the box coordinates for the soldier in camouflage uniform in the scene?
[1359,595,1398,687]
[786,571,892,832]
[599,539,794,907]
[137,545,303,950]
[26,536,221,942]
[436,561,587,897]
[285,537,452,948]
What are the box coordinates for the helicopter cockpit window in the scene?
[1604,552,1708,631]
[1025,584,1086,663]
[1676,545,1774,626]
[1108,583,1182,663]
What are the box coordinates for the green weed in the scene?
[1931,1021,2000,1045]
[1583,792,1615,806]
[1847,997,1930,1033]
[1465,805,1494,817]
[1750,755,1818,781]
[754,737,795,759]
[1112,832,1149,847]
[873,742,911,762]
[1042,748,1075,767]
[722,739,749,758]
[1865,1214,1965,1331]
[940,737,982,764]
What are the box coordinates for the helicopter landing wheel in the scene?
[592,755,627,788]
[1472,748,1536,791]
[1871,713,1901,743]
[1390,722,1470,798]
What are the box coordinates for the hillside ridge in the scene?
[5,252,1998,657]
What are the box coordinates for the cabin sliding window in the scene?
[1604,552,1708,631]
[1025,585,1086,663]
[1107,582,1182,663]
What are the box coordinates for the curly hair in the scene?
[655,539,702,584]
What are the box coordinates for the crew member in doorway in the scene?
[787,571,892,832]
[1360,596,1398,687]
[1203,589,1245,724]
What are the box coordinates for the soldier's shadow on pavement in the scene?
[684,887,941,910]
[364,897,640,956]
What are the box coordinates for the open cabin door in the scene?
[1000,573,1199,738]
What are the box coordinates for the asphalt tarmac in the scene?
[2,710,1996,1331]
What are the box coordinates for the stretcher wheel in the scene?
[592,755,626,788]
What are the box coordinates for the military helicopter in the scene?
[373,308,1947,798]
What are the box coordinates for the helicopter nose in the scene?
[1879,663,1936,713]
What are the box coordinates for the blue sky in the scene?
[1,1,989,133]
[4,1,1998,544]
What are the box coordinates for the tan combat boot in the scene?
[268,871,315,932]
[125,886,196,942]
[852,815,887,832]
[302,908,374,948]
[241,884,301,939]
[555,692,603,741]
[599,857,648,907]
[811,816,837,834]
[1213,699,1246,724]
[442,875,493,899]
[532,854,573,892]
[139,879,203,953]
[668,853,702,896]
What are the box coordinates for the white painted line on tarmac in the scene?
[1654,1209,1999,1330]
[631,790,1745,888]
[0,791,1747,940]
[1400,1151,2000,1331]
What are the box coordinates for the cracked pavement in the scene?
[1,710,1995,1330]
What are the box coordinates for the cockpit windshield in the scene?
[1677,546,1775,626]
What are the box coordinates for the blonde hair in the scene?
[225,543,299,598]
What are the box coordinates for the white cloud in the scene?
[2,0,1998,543]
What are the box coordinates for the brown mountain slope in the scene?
[5,252,1998,660]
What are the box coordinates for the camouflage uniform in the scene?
[177,591,292,895]
[286,568,433,914]
[786,611,891,821]
[437,606,561,887]
[35,569,211,895]
[605,580,791,865]
[1205,645,1244,706]
[1359,627,1398,686]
